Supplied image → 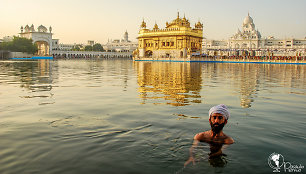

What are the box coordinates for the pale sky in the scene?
[0,0,305,44]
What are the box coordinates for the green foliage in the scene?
[0,36,37,54]
[92,43,104,52]
[71,43,104,52]
[72,44,81,51]
[84,45,93,51]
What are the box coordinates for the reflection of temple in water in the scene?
[1,60,57,92]
[134,62,202,106]
[203,63,306,108]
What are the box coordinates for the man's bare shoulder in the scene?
[224,136,235,144]
[194,131,234,144]
[194,131,210,141]
[221,132,234,144]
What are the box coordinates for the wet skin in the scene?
[184,113,234,167]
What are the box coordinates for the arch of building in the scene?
[34,38,50,56]
[19,24,53,56]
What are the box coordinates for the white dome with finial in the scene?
[243,13,253,25]
[38,25,48,32]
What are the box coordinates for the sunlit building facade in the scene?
[134,13,203,60]
[104,31,138,52]
[203,13,306,57]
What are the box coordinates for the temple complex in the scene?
[203,13,306,57]
[133,13,203,61]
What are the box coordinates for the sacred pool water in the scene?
[0,59,305,174]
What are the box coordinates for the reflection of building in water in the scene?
[209,63,260,108]
[237,64,259,108]
[235,64,306,108]
[203,63,306,108]
[2,60,57,91]
[134,61,202,106]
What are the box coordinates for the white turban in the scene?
[209,104,230,120]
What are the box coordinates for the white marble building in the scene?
[203,13,306,56]
[19,24,53,56]
[104,31,138,52]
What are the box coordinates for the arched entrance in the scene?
[35,41,50,56]
[20,24,53,56]
[251,43,256,49]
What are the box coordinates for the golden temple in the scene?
[133,12,203,61]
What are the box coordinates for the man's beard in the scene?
[210,122,225,135]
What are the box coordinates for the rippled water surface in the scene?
[0,59,305,174]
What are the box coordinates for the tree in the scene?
[92,43,104,52]
[72,44,81,51]
[0,36,37,54]
[84,45,93,51]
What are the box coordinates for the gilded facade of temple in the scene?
[133,13,203,61]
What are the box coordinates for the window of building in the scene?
[162,42,165,46]
[171,42,174,46]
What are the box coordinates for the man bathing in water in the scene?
[185,104,234,167]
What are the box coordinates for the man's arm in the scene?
[184,134,201,167]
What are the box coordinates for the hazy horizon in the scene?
[1,0,305,44]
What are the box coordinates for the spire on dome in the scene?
[123,30,129,42]
[24,25,30,32]
[140,18,147,28]
[30,24,35,32]
[243,13,254,25]
[153,21,159,30]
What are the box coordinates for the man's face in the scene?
[209,113,227,134]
